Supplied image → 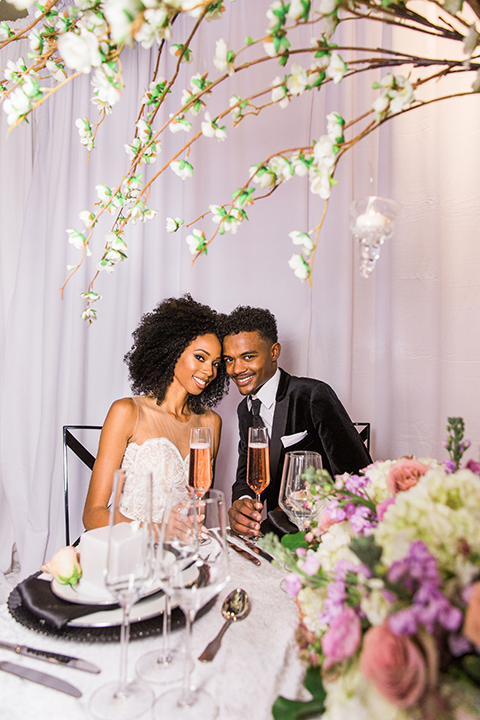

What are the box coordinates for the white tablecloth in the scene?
[0,548,305,720]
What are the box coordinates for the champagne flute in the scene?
[246,426,270,540]
[89,469,155,720]
[136,494,199,684]
[153,489,230,720]
[279,451,325,530]
[188,426,212,499]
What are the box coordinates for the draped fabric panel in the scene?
[1,3,479,589]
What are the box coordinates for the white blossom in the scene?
[3,87,31,125]
[201,112,227,141]
[288,254,310,280]
[286,63,308,95]
[213,39,234,75]
[46,60,67,82]
[82,308,97,321]
[75,117,94,151]
[464,24,480,56]
[389,77,414,113]
[289,230,314,255]
[169,114,192,133]
[266,1,283,29]
[326,52,347,84]
[319,0,339,13]
[58,28,102,74]
[79,210,95,225]
[287,0,306,19]
[271,77,289,109]
[170,159,193,179]
[104,0,143,44]
[66,228,86,250]
[186,228,206,255]
[166,217,183,233]
[91,67,121,112]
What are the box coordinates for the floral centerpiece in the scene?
[261,418,480,720]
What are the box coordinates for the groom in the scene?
[222,306,372,537]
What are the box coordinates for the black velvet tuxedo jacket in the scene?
[232,368,372,513]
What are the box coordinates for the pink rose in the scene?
[41,546,82,586]
[316,509,335,535]
[386,459,431,494]
[377,497,395,520]
[463,582,480,649]
[360,622,437,708]
[321,607,361,668]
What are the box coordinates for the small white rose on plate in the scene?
[42,546,82,586]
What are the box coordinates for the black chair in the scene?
[353,422,370,454]
[63,425,102,546]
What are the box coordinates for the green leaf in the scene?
[281,531,308,551]
[461,655,480,683]
[303,667,326,701]
[350,535,382,569]
[245,36,254,45]
[272,696,324,720]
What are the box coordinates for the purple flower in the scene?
[284,573,302,597]
[442,460,456,473]
[388,607,418,635]
[350,505,376,535]
[322,607,361,667]
[465,459,480,475]
[448,633,471,657]
[303,553,321,576]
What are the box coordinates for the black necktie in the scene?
[250,398,265,428]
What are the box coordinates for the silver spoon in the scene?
[198,588,250,662]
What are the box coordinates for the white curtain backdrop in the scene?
[1,2,479,592]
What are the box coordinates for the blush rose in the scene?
[360,622,437,708]
[42,546,82,586]
[463,581,480,649]
[386,459,431,494]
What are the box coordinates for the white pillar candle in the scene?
[355,211,388,232]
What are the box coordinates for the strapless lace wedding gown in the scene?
[120,437,189,522]
[118,396,217,522]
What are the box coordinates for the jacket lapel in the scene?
[269,369,290,481]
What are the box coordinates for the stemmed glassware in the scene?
[153,489,230,720]
[246,426,270,540]
[279,451,325,531]
[136,493,199,684]
[89,469,155,720]
[188,426,212,499]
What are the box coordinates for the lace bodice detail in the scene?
[118,396,217,522]
[120,438,189,522]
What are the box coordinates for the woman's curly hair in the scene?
[124,295,228,413]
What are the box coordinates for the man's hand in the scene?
[228,497,263,537]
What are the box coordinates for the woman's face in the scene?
[173,333,222,395]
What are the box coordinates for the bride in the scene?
[83,295,228,529]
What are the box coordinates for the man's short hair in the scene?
[223,306,278,345]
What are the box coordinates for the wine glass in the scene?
[279,451,326,531]
[188,426,212,499]
[153,489,230,720]
[246,426,270,540]
[89,469,155,720]
[136,494,199,684]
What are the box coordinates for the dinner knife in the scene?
[0,661,82,698]
[227,529,273,563]
[226,540,261,566]
[0,640,100,674]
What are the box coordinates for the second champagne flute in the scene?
[188,426,212,499]
[246,426,270,540]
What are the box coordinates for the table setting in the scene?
[0,433,306,720]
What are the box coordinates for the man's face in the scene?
[223,331,281,396]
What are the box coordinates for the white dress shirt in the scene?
[246,368,281,437]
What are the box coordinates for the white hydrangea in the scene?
[297,585,329,635]
[375,468,480,587]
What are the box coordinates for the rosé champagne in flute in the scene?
[188,427,212,498]
[247,426,270,504]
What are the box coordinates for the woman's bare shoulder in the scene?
[103,397,138,430]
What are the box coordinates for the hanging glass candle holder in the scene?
[350,196,400,277]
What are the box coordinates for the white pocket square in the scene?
[281,431,308,448]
